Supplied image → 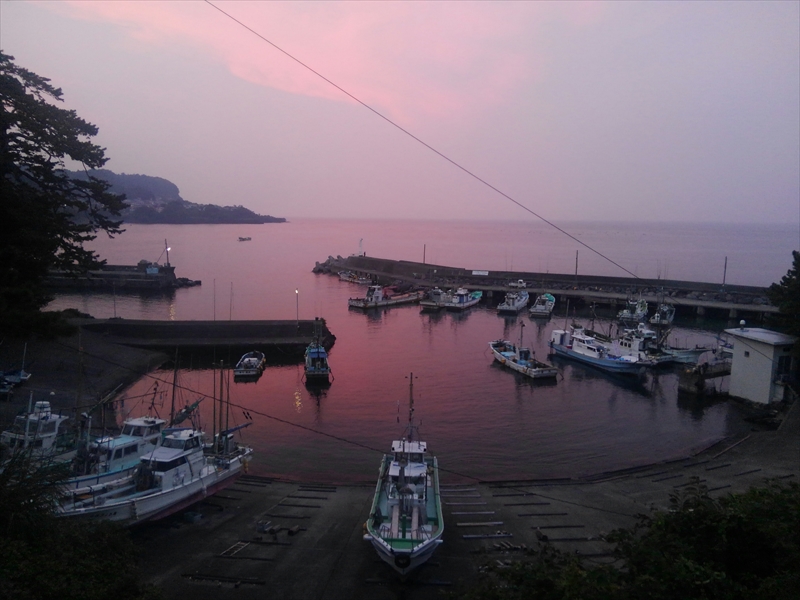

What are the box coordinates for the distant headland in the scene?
[70,169,286,224]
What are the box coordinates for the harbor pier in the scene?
[317,255,777,321]
[77,318,335,359]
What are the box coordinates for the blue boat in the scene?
[549,327,654,374]
[304,342,331,384]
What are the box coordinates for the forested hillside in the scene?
[70,169,285,224]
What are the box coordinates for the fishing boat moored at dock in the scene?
[348,285,424,310]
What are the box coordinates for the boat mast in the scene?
[406,372,416,442]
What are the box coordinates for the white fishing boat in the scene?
[549,327,654,374]
[364,374,443,577]
[234,350,266,379]
[649,303,676,326]
[617,297,648,324]
[304,341,331,385]
[444,288,482,311]
[338,270,371,285]
[419,287,451,312]
[1,399,77,462]
[63,415,168,494]
[528,293,556,318]
[349,285,423,309]
[58,424,252,525]
[489,323,559,380]
[497,290,529,314]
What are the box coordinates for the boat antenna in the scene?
[519,321,525,348]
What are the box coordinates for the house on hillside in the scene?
[725,325,796,405]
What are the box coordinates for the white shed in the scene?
[725,326,796,405]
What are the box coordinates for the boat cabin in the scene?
[0,401,72,454]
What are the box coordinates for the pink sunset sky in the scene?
[1,1,798,224]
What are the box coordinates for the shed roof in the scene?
[724,327,797,346]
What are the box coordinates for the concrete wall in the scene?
[729,338,779,404]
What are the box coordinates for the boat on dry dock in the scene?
[490,323,559,380]
[349,285,424,310]
[364,374,443,576]
[58,425,252,525]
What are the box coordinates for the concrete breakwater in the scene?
[78,318,335,358]
[315,255,777,320]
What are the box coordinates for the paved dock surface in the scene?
[132,402,798,599]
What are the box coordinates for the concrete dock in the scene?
[131,402,798,599]
[319,255,777,321]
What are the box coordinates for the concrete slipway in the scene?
[131,401,798,600]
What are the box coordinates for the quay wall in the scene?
[78,318,335,358]
[321,255,776,320]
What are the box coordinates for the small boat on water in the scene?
[364,374,443,576]
[444,288,482,311]
[238,236,251,241]
[234,351,266,379]
[497,290,529,314]
[349,285,424,310]
[338,270,371,285]
[419,287,450,312]
[489,323,559,380]
[549,326,654,374]
[304,341,331,385]
[617,297,648,325]
[528,293,556,318]
[649,303,675,326]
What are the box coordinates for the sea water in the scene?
[46,219,797,482]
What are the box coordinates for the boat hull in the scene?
[365,454,444,577]
[549,343,648,374]
[489,343,559,379]
[59,451,250,525]
[348,292,423,309]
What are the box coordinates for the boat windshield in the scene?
[162,436,200,450]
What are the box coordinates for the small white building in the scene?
[725,325,796,405]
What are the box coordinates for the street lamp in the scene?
[295,289,299,330]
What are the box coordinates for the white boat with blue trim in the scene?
[490,323,559,380]
[549,327,654,374]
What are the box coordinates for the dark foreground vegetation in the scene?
[0,451,162,600]
[448,479,800,600]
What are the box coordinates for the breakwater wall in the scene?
[78,318,334,360]
[317,255,777,320]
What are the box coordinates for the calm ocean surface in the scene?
[46,219,797,483]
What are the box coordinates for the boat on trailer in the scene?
[364,374,443,577]
[489,323,559,380]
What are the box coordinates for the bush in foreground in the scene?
[449,480,799,600]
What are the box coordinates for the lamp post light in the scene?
[295,289,299,330]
